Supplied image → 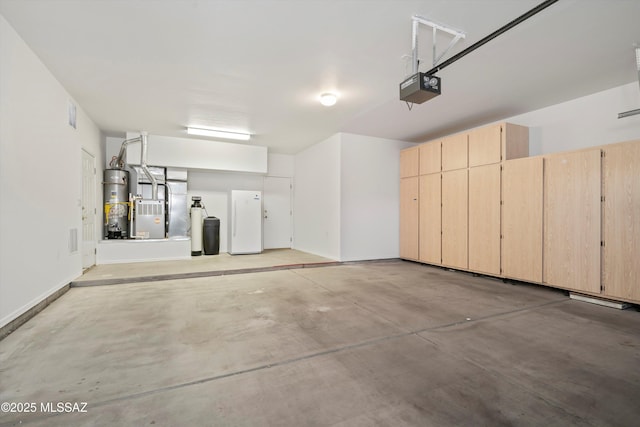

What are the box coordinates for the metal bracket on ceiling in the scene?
[411,15,466,75]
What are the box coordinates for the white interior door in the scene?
[81,149,96,268]
[263,177,292,249]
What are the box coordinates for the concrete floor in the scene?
[1,255,640,426]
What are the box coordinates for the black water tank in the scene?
[203,217,220,255]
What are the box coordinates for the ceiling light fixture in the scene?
[187,127,251,141]
[319,93,337,107]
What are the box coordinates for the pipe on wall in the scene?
[111,131,158,200]
[139,131,158,200]
[112,136,140,169]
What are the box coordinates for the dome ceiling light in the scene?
[319,93,338,107]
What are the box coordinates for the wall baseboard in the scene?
[0,284,70,341]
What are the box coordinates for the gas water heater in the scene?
[103,169,130,239]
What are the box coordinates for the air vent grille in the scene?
[136,200,165,216]
[69,228,78,253]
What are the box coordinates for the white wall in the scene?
[105,136,125,168]
[293,133,410,262]
[188,171,264,253]
[267,153,294,178]
[186,154,293,253]
[293,134,342,260]
[506,82,640,156]
[0,14,103,328]
[340,134,413,261]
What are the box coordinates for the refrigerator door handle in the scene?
[166,188,172,229]
[233,200,237,237]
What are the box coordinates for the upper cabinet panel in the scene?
[400,146,419,178]
[441,133,468,171]
[419,141,441,175]
[469,124,502,167]
[502,123,529,161]
[468,123,529,167]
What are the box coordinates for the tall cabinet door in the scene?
[502,157,543,283]
[468,164,501,275]
[602,142,640,302]
[543,149,601,293]
[419,174,441,265]
[400,177,419,260]
[442,170,468,269]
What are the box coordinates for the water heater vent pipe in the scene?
[112,136,141,169]
[111,131,158,200]
[139,132,158,200]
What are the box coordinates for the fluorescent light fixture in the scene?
[187,127,251,141]
[319,92,337,107]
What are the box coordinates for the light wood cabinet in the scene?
[468,164,501,275]
[469,124,502,167]
[441,169,467,269]
[602,141,640,302]
[419,141,441,175]
[400,177,419,260]
[401,124,640,305]
[468,123,529,167]
[441,133,468,171]
[502,123,529,162]
[404,122,528,272]
[400,146,419,178]
[502,157,543,283]
[419,173,441,265]
[543,149,601,294]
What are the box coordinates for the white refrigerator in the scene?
[228,190,263,254]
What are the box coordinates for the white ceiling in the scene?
[1,0,639,154]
